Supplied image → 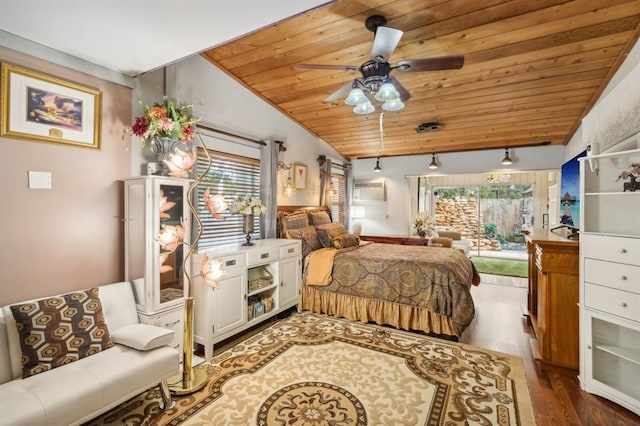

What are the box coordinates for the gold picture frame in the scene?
[294,163,307,190]
[1,63,102,149]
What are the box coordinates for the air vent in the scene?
[416,122,441,133]
[353,180,386,202]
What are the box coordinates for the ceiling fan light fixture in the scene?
[428,153,438,169]
[353,100,375,114]
[501,148,513,165]
[374,80,399,102]
[345,86,367,105]
[381,98,404,111]
[374,157,382,172]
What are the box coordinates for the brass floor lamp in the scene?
[167,133,217,395]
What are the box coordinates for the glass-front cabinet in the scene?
[124,176,192,316]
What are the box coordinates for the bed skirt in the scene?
[300,282,459,337]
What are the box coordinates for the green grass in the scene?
[471,256,528,278]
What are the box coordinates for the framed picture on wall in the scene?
[0,63,102,149]
[294,163,307,190]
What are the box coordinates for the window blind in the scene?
[195,148,261,250]
[330,173,345,224]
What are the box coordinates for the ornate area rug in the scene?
[88,312,535,425]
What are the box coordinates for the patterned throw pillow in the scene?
[10,288,113,378]
[279,211,309,237]
[315,222,348,248]
[332,234,361,249]
[286,225,322,258]
[308,210,332,226]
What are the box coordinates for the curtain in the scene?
[319,157,332,207]
[344,163,352,227]
[260,140,278,239]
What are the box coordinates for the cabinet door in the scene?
[280,256,301,308]
[212,270,247,338]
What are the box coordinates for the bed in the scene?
[277,206,480,338]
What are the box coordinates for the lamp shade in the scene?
[345,87,367,105]
[501,148,513,165]
[374,81,400,102]
[381,98,404,111]
[353,100,375,114]
[374,157,382,172]
[428,153,438,169]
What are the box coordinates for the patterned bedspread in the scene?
[304,243,479,334]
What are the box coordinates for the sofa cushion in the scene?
[10,288,113,378]
[110,323,174,351]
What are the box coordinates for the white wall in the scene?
[131,55,345,206]
[351,145,566,235]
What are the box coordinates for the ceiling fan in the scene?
[296,15,464,113]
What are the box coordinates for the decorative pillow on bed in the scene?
[10,288,113,378]
[332,233,361,249]
[279,211,309,237]
[315,222,348,248]
[286,225,322,257]
[308,210,332,226]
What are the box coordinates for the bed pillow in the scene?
[315,222,348,248]
[10,288,113,378]
[309,210,332,226]
[279,211,309,237]
[286,225,322,258]
[332,233,361,249]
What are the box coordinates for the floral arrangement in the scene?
[414,211,435,236]
[486,173,512,183]
[229,194,266,215]
[129,97,200,146]
[616,162,640,181]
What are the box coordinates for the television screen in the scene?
[559,150,587,228]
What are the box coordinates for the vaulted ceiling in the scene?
[202,0,640,160]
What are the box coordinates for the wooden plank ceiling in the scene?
[202,0,640,160]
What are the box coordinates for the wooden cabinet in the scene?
[192,239,302,361]
[124,176,192,358]
[579,148,640,416]
[525,228,579,369]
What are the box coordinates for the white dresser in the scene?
[191,238,302,361]
[579,148,640,415]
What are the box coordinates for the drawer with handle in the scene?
[584,258,640,295]
[584,283,640,323]
[582,234,640,265]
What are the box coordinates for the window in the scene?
[330,173,345,223]
[195,148,261,250]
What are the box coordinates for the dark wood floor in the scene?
[208,274,640,425]
[462,275,640,426]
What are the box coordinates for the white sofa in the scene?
[0,281,180,426]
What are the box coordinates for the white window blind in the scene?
[195,148,261,250]
[331,173,345,224]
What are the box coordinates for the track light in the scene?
[374,157,382,172]
[428,153,438,169]
[501,148,513,165]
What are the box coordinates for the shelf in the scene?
[585,191,640,196]
[247,283,277,297]
[596,345,640,366]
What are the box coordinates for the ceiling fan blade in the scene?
[296,64,359,72]
[323,81,354,103]
[394,55,464,72]
[370,26,403,61]
[389,76,411,102]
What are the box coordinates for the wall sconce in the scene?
[428,153,438,169]
[501,148,513,165]
[374,157,382,173]
[277,161,295,196]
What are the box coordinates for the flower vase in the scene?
[242,214,255,246]
[623,175,637,192]
[149,137,195,178]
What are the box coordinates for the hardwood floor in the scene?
[208,273,639,425]
[461,274,640,426]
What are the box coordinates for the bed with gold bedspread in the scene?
[302,243,479,337]
[277,206,479,338]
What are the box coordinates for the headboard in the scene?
[276,205,332,238]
